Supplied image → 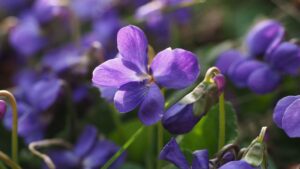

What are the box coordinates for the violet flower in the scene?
[3,73,63,143]
[159,138,209,169]
[162,71,223,134]
[273,95,300,138]
[33,0,70,23]
[9,14,47,58]
[215,19,300,94]
[45,125,125,169]
[246,19,284,57]
[92,25,199,125]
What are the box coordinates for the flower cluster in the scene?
[160,138,255,169]
[92,25,200,125]
[273,95,300,138]
[46,125,125,169]
[215,19,300,94]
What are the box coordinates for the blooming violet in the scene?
[46,125,125,169]
[273,95,300,138]
[215,19,300,94]
[92,25,200,125]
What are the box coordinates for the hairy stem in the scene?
[0,90,18,163]
[218,92,226,150]
[0,151,21,169]
[29,139,72,169]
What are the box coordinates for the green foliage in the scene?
[180,101,238,156]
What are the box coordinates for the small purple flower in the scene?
[70,0,113,21]
[213,74,226,95]
[246,20,285,57]
[219,160,255,169]
[9,14,47,57]
[273,95,300,138]
[159,138,209,169]
[162,103,201,134]
[267,42,300,75]
[46,125,125,169]
[3,74,63,143]
[92,25,200,125]
[0,100,7,119]
[215,50,244,74]
[33,0,70,23]
[247,65,281,94]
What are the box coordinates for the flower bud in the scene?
[0,100,7,119]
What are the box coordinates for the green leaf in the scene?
[180,102,238,157]
[119,163,144,169]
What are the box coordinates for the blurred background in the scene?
[0,0,300,168]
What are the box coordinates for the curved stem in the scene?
[0,151,21,169]
[218,92,226,150]
[101,126,145,169]
[204,67,221,83]
[0,90,18,163]
[29,139,72,169]
[258,126,268,143]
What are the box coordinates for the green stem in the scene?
[157,123,163,169]
[101,126,145,169]
[110,104,125,142]
[0,90,18,163]
[146,126,154,169]
[218,92,226,150]
[0,151,21,169]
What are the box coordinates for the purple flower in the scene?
[247,65,281,94]
[213,74,226,95]
[3,74,63,143]
[215,50,244,74]
[92,25,199,125]
[267,42,300,75]
[46,125,125,169]
[159,138,209,169]
[273,95,300,138]
[162,103,201,134]
[70,0,113,21]
[0,100,6,119]
[9,14,47,57]
[219,160,255,169]
[33,0,70,23]
[246,20,285,57]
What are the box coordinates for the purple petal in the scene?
[273,96,300,128]
[114,81,148,113]
[247,66,281,94]
[0,100,7,119]
[162,103,201,134]
[267,42,300,75]
[151,48,200,89]
[117,25,148,73]
[138,83,163,125]
[92,58,144,88]
[27,76,63,111]
[82,140,123,168]
[215,50,244,74]
[230,59,265,87]
[219,160,254,169]
[192,150,209,169]
[47,150,80,169]
[159,138,190,169]
[9,14,46,57]
[74,125,98,158]
[246,20,285,57]
[98,86,118,102]
[282,98,300,137]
